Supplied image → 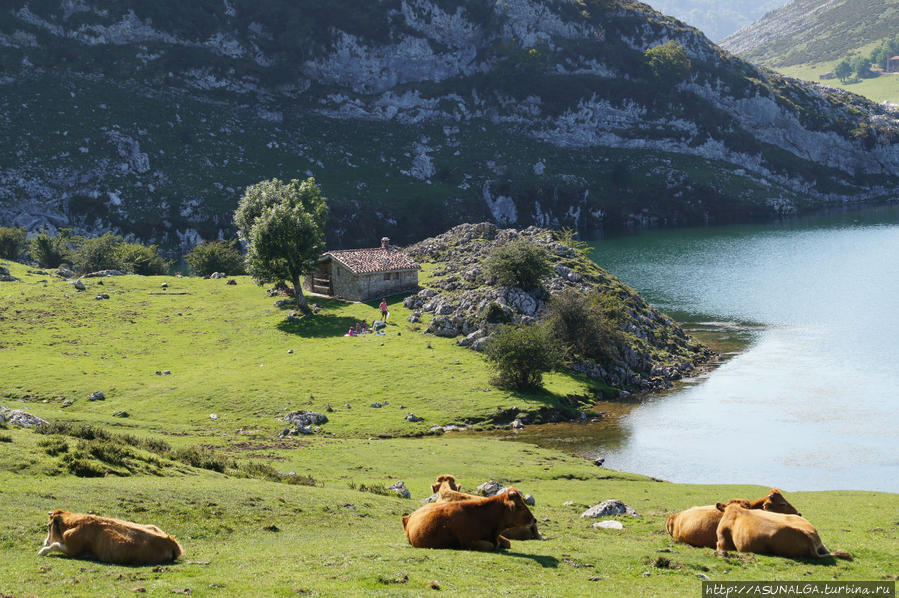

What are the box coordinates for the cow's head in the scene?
[431,474,460,494]
[502,489,537,530]
[761,489,800,516]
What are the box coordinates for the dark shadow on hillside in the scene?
[277,314,359,338]
[502,551,559,568]
[274,297,349,311]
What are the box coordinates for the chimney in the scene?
[381,237,390,250]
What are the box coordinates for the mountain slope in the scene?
[720,0,899,67]
[2,0,899,252]
[646,0,785,42]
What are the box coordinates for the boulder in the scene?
[389,480,411,499]
[511,419,524,429]
[226,279,237,285]
[283,411,328,427]
[95,293,110,300]
[84,270,126,277]
[112,411,129,418]
[0,274,19,282]
[580,499,639,518]
[88,391,105,401]
[0,406,49,428]
[0,266,8,275]
[210,272,226,279]
[405,413,424,422]
[476,480,505,497]
[592,520,624,530]
[56,266,76,278]
[524,494,536,506]
[274,299,294,307]
[69,279,86,291]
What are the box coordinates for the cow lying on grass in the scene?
[666,489,799,548]
[431,474,541,541]
[38,510,183,565]
[715,502,852,560]
[403,488,537,551]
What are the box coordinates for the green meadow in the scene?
[1,262,896,597]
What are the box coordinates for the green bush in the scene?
[186,239,246,276]
[61,454,107,477]
[29,230,74,268]
[70,232,124,273]
[485,323,563,391]
[0,434,11,443]
[484,240,551,290]
[38,437,69,456]
[544,289,625,365]
[0,227,27,260]
[172,446,230,473]
[644,41,691,85]
[113,242,169,275]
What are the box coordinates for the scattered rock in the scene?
[580,499,639,518]
[563,501,576,507]
[163,370,172,375]
[155,370,162,375]
[28,269,49,275]
[405,413,424,422]
[593,458,605,467]
[210,272,226,279]
[160,282,168,289]
[421,493,439,503]
[370,402,383,408]
[56,266,75,279]
[510,419,524,429]
[84,270,125,277]
[344,403,351,409]
[523,494,536,506]
[476,480,505,497]
[0,406,49,428]
[61,398,75,408]
[0,274,20,282]
[287,349,294,354]
[226,279,237,285]
[95,293,110,300]
[389,481,411,499]
[112,411,129,418]
[325,404,333,412]
[88,391,105,401]
[209,414,219,420]
[592,520,624,530]
[264,524,280,532]
[429,580,440,590]
[69,279,86,291]
[696,574,711,581]
[274,299,294,307]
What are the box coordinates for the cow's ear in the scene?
[715,502,726,512]
[507,489,519,498]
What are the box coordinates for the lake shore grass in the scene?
[1,263,896,596]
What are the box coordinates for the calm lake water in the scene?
[517,206,899,493]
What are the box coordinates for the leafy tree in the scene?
[544,289,625,365]
[644,41,692,86]
[186,239,245,276]
[852,55,872,80]
[484,240,551,290]
[485,323,563,391]
[0,227,27,261]
[834,59,852,83]
[234,177,328,313]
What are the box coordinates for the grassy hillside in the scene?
[0,262,896,596]
[721,0,899,67]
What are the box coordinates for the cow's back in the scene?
[63,514,182,564]
[723,508,821,558]
[667,506,722,548]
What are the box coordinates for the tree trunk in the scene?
[293,278,311,314]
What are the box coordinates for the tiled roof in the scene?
[324,247,420,274]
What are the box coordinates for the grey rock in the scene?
[95,293,110,300]
[287,349,294,354]
[84,270,125,277]
[226,279,237,285]
[0,406,49,428]
[163,370,172,375]
[70,279,86,291]
[389,480,411,499]
[88,391,105,401]
[592,520,624,530]
[284,411,328,426]
[524,494,536,506]
[580,499,639,518]
[112,410,129,418]
[696,574,711,581]
[0,266,8,275]
[511,419,524,429]
[274,299,294,307]
[405,413,424,422]
[56,266,75,279]
[370,402,383,408]
[421,493,439,503]
[0,274,19,282]
[210,272,226,279]
[476,480,505,497]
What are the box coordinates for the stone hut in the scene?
[306,237,420,302]
[889,56,899,73]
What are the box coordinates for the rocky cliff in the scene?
[2,0,899,252]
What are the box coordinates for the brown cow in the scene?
[402,488,537,551]
[714,502,852,560]
[666,489,799,548]
[430,475,541,541]
[38,510,183,565]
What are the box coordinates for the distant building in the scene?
[819,72,835,80]
[305,237,420,302]
[888,56,899,73]
[870,65,884,76]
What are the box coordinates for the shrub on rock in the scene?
[485,322,562,391]
[484,240,551,290]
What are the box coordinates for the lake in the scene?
[519,206,899,493]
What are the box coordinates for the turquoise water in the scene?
[587,206,899,492]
